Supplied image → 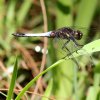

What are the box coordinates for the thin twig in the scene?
[31,0,48,99]
[0,88,55,100]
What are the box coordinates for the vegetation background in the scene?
[0,0,100,100]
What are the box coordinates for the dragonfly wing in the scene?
[51,37,81,59]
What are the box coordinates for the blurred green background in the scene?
[0,0,100,100]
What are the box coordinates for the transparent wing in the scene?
[51,36,82,59]
[51,33,94,68]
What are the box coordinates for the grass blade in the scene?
[6,56,18,100]
[42,79,53,100]
[70,39,100,58]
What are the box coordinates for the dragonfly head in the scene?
[74,30,83,40]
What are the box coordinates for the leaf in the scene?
[68,39,100,58]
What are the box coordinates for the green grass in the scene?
[6,56,18,100]
[0,0,99,100]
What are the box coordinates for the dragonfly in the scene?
[12,27,83,57]
[13,27,97,68]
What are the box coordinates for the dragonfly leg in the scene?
[61,39,73,57]
[72,39,83,47]
[69,38,83,55]
[62,46,71,59]
[63,46,80,69]
[62,39,70,50]
[62,44,73,59]
[62,39,78,57]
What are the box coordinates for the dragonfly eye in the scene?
[74,30,83,40]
